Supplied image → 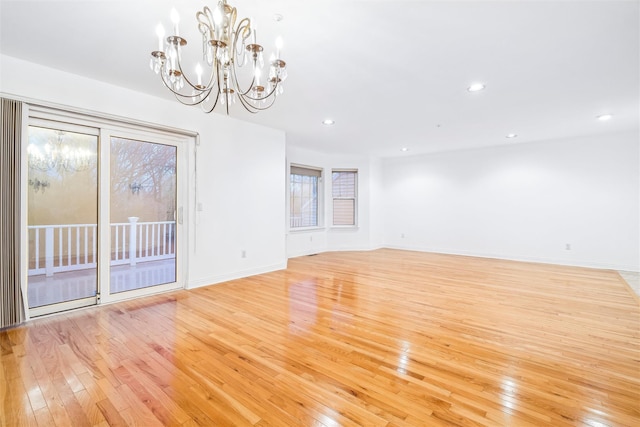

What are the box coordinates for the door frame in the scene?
[98,126,187,305]
[26,118,101,317]
[23,105,191,318]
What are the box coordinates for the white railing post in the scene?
[45,226,54,277]
[128,217,138,266]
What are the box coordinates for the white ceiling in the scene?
[1,0,638,157]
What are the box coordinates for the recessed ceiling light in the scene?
[401,147,409,152]
[274,14,283,22]
[596,114,613,121]
[506,133,518,139]
[322,119,335,125]
[467,83,486,92]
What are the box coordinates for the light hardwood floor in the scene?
[1,249,639,426]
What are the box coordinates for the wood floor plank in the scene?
[74,389,107,426]
[95,397,129,427]
[33,405,57,427]
[120,358,191,425]
[1,249,638,426]
[113,363,187,426]
[18,358,48,414]
[2,369,37,427]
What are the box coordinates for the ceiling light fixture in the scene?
[322,119,335,125]
[150,1,288,115]
[401,147,409,152]
[467,83,486,92]
[506,133,518,139]
[596,114,613,121]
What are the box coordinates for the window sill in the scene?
[289,226,325,233]
[288,226,360,233]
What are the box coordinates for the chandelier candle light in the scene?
[150,0,287,114]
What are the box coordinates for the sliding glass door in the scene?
[26,116,185,317]
[27,123,99,315]
[109,136,177,294]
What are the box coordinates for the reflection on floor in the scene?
[28,258,176,308]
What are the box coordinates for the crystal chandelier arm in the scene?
[230,61,283,102]
[243,83,282,111]
[200,61,224,113]
[228,6,238,43]
[199,88,222,113]
[173,48,212,95]
[158,67,213,108]
[170,40,220,97]
[196,6,215,39]
[154,41,202,101]
[232,74,281,113]
[233,17,252,66]
[156,44,226,111]
[228,60,256,97]
[227,59,282,114]
[157,48,216,104]
[158,67,195,100]
[235,92,278,113]
[200,51,221,90]
[228,21,261,97]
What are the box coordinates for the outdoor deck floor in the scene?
[27,258,175,308]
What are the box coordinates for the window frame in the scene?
[331,169,358,228]
[289,164,323,231]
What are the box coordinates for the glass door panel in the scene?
[27,125,98,313]
[109,137,177,293]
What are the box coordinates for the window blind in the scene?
[290,165,321,177]
[332,170,357,226]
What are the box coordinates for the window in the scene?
[332,170,357,226]
[290,165,321,228]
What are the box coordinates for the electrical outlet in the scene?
[565,243,571,251]
[241,250,246,258]
[401,233,405,238]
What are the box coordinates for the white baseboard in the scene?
[287,245,384,259]
[383,244,640,272]
[286,249,321,258]
[187,261,288,289]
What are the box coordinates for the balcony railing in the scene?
[28,217,175,276]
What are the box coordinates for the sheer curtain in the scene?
[0,98,25,328]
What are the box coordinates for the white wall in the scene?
[4,54,636,278]
[1,54,287,288]
[190,119,286,286]
[285,146,375,257]
[380,131,640,271]
[369,156,385,250]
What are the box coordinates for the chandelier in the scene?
[149,0,287,114]
[27,131,95,173]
